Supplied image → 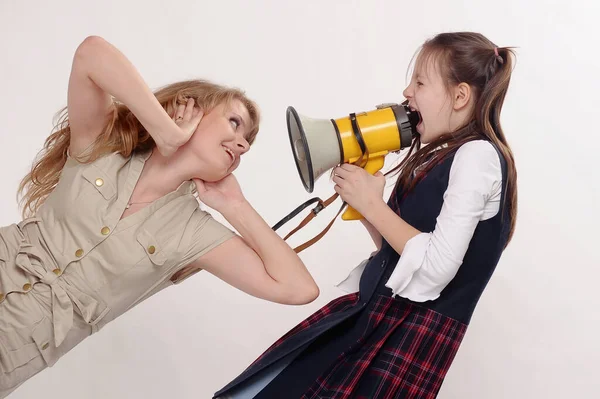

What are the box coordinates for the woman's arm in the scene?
[67,36,195,157]
[192,199,319,305]
[190,175,319,305]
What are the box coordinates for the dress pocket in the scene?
[0,328,42,374]
[81,165,117,201]
[135,228,171,267]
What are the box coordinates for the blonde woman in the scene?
[0,36,318,397]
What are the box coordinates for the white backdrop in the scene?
[1,1,599,398]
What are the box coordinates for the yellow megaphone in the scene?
[286,101,421,220]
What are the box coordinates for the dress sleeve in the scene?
[170,208,237,284]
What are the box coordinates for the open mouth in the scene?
[409,106,423,130]
[223,146,235,164]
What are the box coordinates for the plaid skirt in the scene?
[252,291,467,399]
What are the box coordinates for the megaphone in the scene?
[286,101,421,220]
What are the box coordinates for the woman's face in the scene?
[183,99,252,181]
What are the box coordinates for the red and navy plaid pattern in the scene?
[245,292,466,398]
[300,295,467,399]
[247,292,361,369]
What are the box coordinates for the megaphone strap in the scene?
[292,201,347,253]
[270,192,344,254]
[271,197,325,232]
[282,193,339,241]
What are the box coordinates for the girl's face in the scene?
[402,55,472,144]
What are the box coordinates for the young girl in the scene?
[215,31,517,399]
[0,36,319,397]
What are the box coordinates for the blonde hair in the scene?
[18,79,260,218]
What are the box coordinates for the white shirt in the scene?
[336,140,503,302]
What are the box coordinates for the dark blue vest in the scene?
[373,142,511,324]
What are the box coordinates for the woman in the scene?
[0,36,318,397]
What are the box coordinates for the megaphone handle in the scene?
[341,156,386,221]
[341,205,363,220]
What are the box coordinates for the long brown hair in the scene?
[18,79,260,218]
[388,32,518,244]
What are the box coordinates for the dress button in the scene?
[75,248,84,257]
[148,245,156,254]
[53,268,62,276]
[101,226,110,235]
[0,293,4,302]
[42,343,49,350]
[23,283,32,291]
[95,178,104,187]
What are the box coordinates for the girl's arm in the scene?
[363,141,503,300]
[362,202,421,255]
[335,141,502,301]
[360,219,383,251]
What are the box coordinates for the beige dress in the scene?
[0,149,235,397]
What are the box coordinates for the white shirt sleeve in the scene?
[384,140,503,302]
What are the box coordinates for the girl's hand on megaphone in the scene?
[193,174,246,212]
[333,163,386,216]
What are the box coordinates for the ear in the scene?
[452,82,472,111]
